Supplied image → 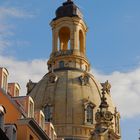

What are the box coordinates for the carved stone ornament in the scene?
[104,111,113,121]
[49,73,58,83]
[101,80,111,94]
[26,80,37,93]
[79,74,89,86]
[52,50,73,57]
[95,111,101,122]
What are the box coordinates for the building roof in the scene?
[0,87,27,118]
[54,0,83,20]
[17,118,50,140]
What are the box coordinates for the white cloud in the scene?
[0,56,47,95]
[92,68,140,118]
[0,40,11,52]
[0,7,35,19]
[0,54,140,118]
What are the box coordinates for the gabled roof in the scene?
[0,87,27,118]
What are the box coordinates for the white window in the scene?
[29,101,34,118]
[40,114,45,129]
[2,73,7,91]
[15,87,19,96]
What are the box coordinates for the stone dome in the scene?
[54,0,83,21]
[28,69,115,139]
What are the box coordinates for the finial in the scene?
[99,85,109,111]
[67,0,73,3]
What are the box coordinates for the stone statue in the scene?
[26,80,36,93]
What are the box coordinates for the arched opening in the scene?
[79,30,84,54]
[44,105,53,122]
[86,105,93,124]
[84,102,94,124]
[59,27,71,51]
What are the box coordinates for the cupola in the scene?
[54,0,83,20]
[47,0,90,73]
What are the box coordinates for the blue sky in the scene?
[0,0,140,140]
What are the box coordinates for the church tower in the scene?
[48,0,89,73]
[27,1,121,140]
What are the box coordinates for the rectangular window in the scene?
[40,114,44,129]
[2,73,7,91]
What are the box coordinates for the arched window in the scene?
[44,105,53,122]
[59,27,71,51]
[79,30,84,54]
[84,102,94,124]
[86,105,93,124]
[59,61,64,68]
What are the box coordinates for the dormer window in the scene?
[8,83,20,97]
[2,73,7,91]
[0,68,9,92]
[44,105,53,122]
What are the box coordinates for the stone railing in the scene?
[51,50,73,57]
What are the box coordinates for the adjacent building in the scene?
[0,67,58,140]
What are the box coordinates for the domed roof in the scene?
[27,68,116,139]
[28,69,115,117]
[54,0,83,20]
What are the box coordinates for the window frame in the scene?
[84,101,95,125]
[44,104,53,122]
